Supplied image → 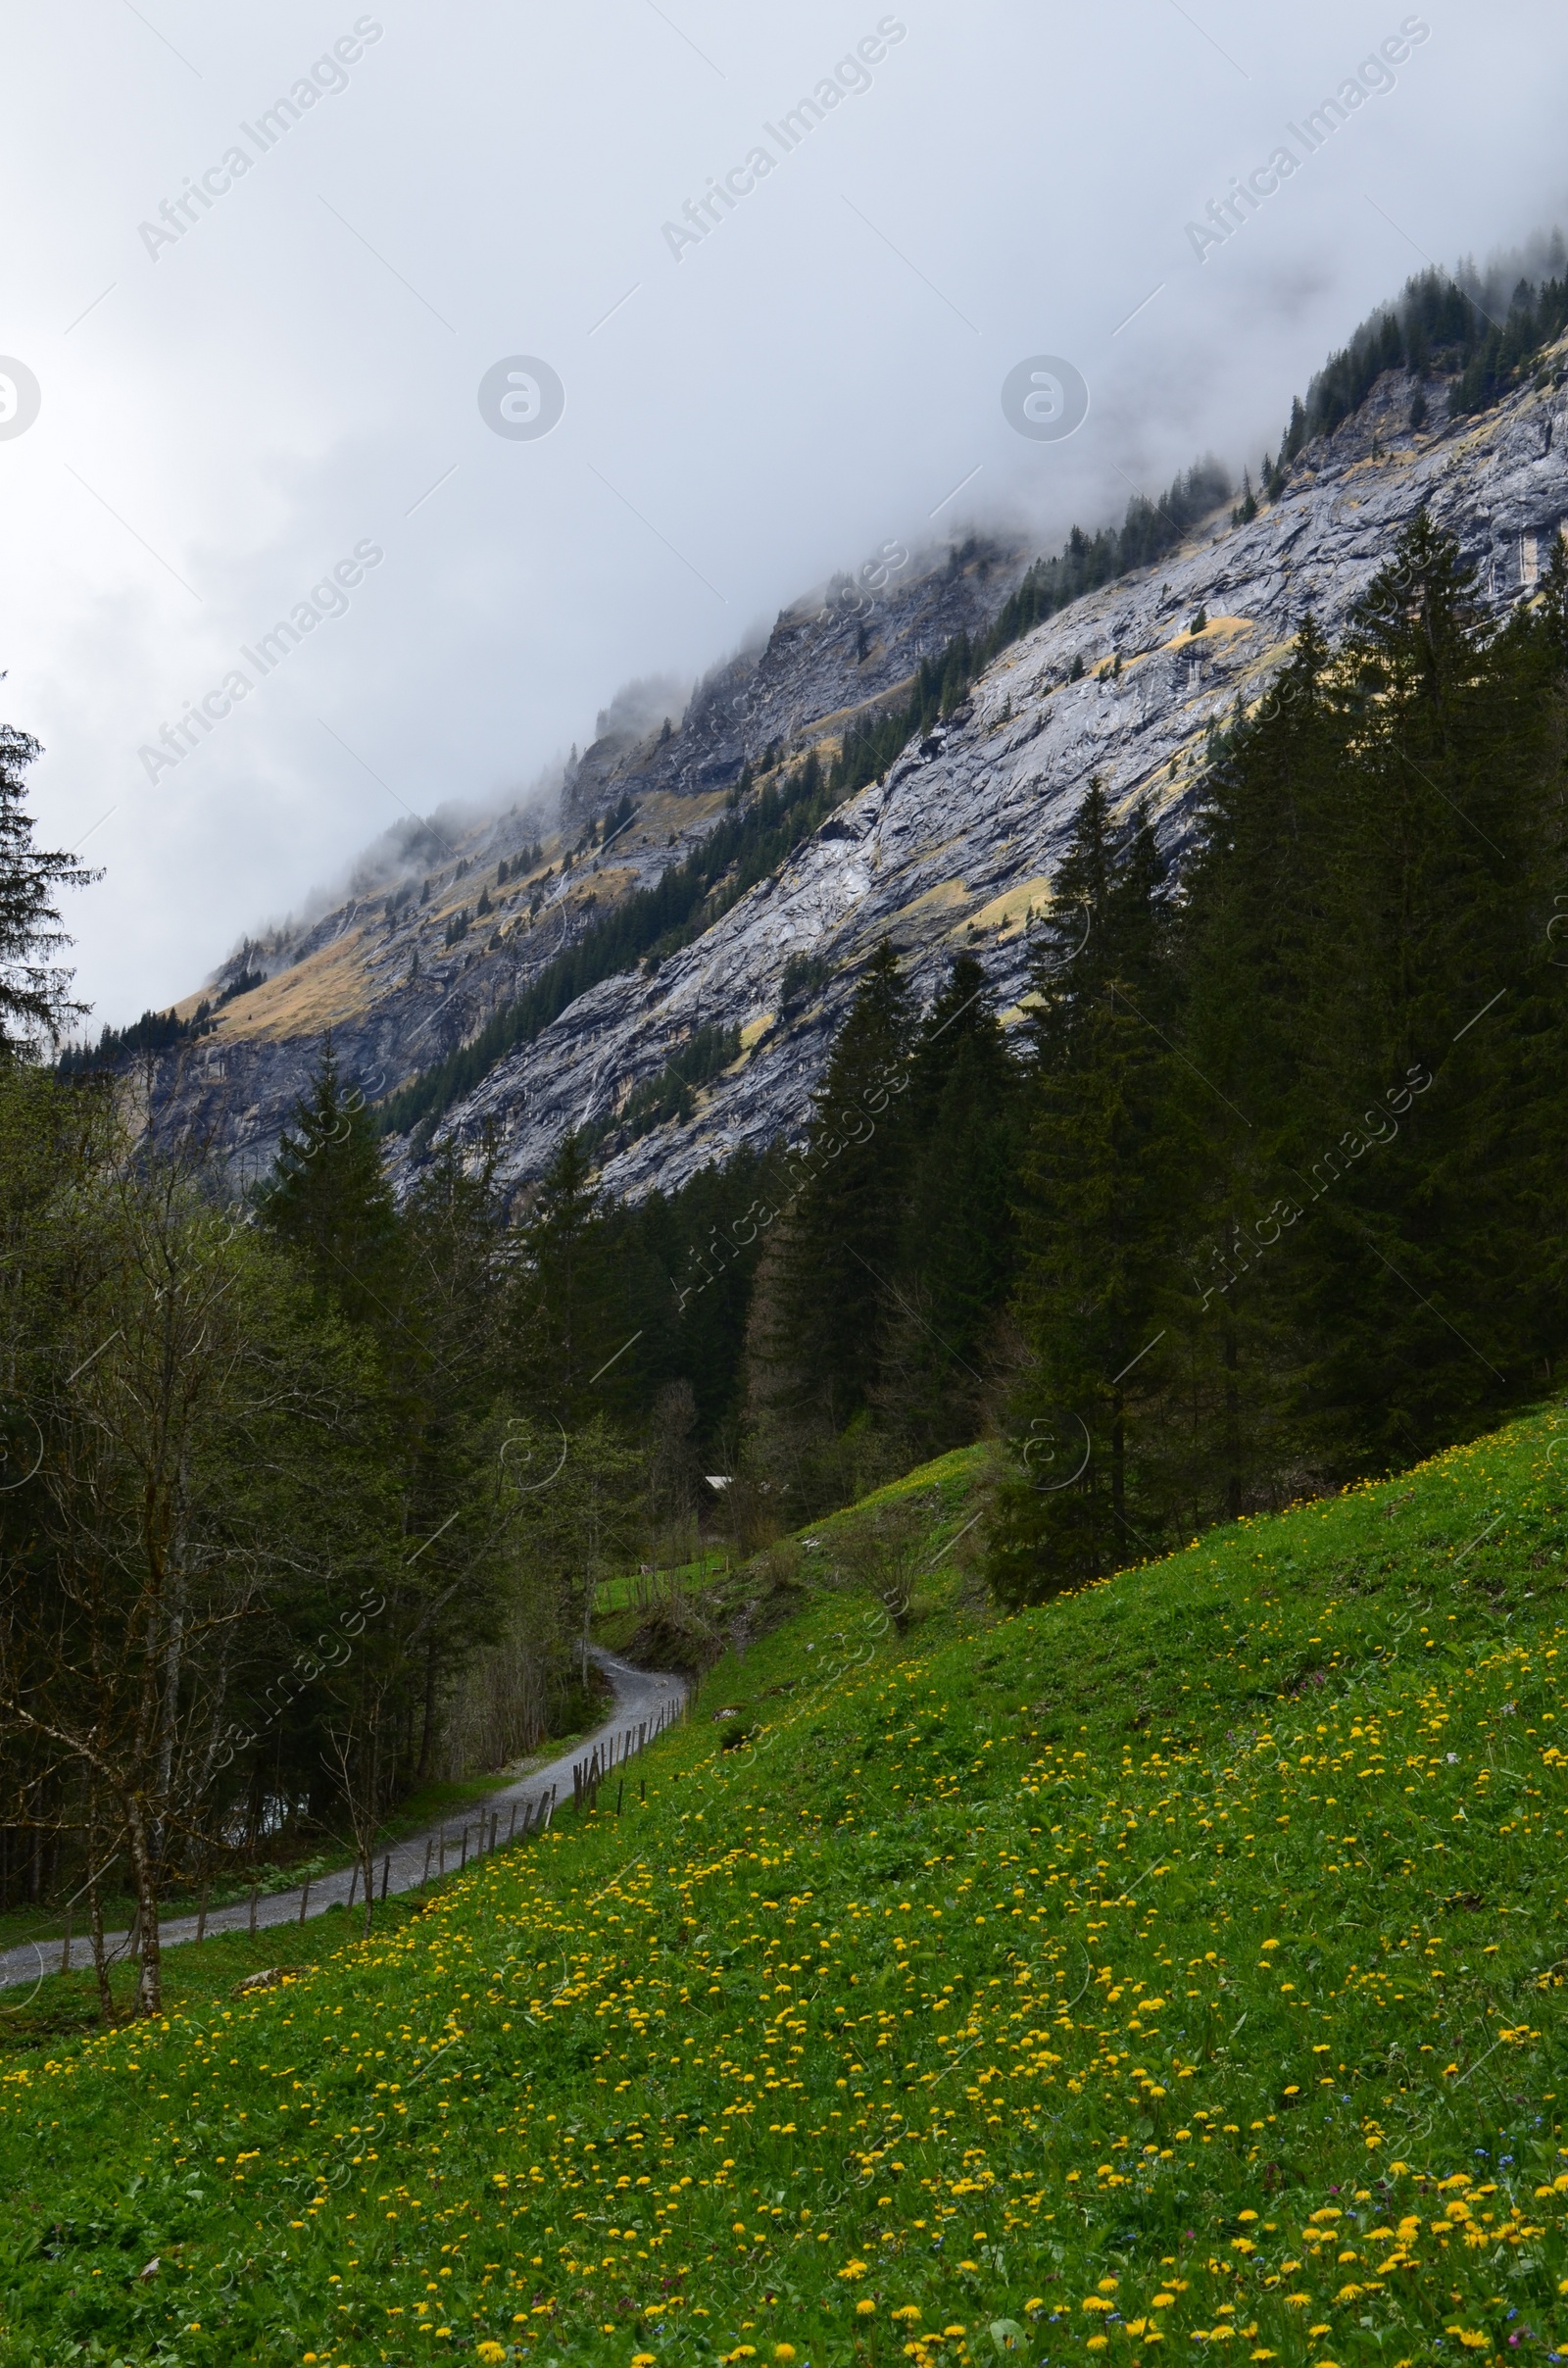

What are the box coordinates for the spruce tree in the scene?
[771,937,916,1430]
[0,722,97,1059]
[510,1130,628,1423]
[256,1039,402,1329]
[990,788,1196,1601]
[881,955,1019,1456]
[1174,614,1346,1512]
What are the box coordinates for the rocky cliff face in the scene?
[143,531,1029,1189]
[145,350,1568,1203]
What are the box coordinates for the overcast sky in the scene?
[3,0,1563,1026]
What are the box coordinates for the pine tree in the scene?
[1173,614,1346,1512]
[0,722,98,1059]
[880,955,1019,1456]
[256,1038,402,1329]
[989,789,1196,1601]
[510,1130,626,1422]
[770,938,916,1431]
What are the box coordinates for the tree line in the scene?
[722,518,1568,1590]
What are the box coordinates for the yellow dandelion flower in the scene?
[1086,2343,1108,2354]
[892,2307,922,2324]
[856,2298,876,2318]
[773,2349,797,2362]
[477,2349,507,2367]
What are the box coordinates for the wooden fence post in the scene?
[299,1875,311,1926]
[195,1884,209,1945]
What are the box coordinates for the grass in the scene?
[3,1411,1568,2366]
[596,1552,732,1619]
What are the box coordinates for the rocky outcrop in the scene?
[147,352,1568,1204]
[137,535,1031,1179]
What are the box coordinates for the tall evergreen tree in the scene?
[0,721,98,1058]
[767,937,917,1430]
[989,788,1197,1602]
[510,1130,627,1424]
[1173,615,1346,1513]
[255,1039,402,1329]
[880,955,1020,1457]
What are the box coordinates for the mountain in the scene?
[99,307,1568,1206]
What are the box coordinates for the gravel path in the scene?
[0,1648,685,1997]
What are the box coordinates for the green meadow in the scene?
[3,1414,1567,2368]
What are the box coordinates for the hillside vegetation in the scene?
[3,1411,1567,2365]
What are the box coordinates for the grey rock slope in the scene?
[143,534,1029,1188]
[151,352,1568,1203]
[434,357,1568,1208]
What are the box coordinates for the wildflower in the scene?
[774,2349,797,2362]
[477,2349,507,2366]
[857,2299,876,2317]
[892,2307,922,2324]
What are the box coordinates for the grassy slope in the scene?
[3,1425,1568,2367]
